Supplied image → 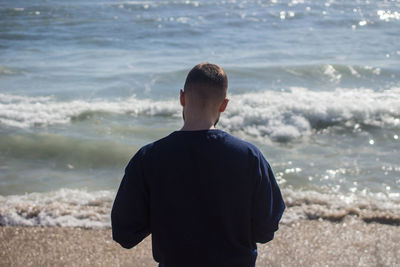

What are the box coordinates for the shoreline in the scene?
[1,218,399,266]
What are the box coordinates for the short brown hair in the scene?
[183,63,228,106]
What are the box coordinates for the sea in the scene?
[0,0,399,228]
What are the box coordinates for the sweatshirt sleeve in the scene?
[111,149,150,249]
[252,152,285,244]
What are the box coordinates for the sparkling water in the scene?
[0,0,399,227]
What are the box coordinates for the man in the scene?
[111,63,285,267]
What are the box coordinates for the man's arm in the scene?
[252,153,285,243]
[111,149,150,248]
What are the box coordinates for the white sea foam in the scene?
[282,188,400,225]
[0,93,179,128]
[323,65,342,83]
[1,188,399,228]
[221,87,400,141]
[0,189,113,228]
[377,10,400,22]
[1,87,399,141]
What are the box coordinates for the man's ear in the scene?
[219,98,229,112]
[180,89,185,107]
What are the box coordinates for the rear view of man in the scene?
[111,63,285,267]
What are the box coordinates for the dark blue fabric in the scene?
[112,129,285,267]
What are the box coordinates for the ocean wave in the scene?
[0,189,113,228]
[227,64,391,83]
[1,87,399,142]
[282,189,400,226]
[0,133,136,168]
[1,188,399,228]
[0,93,180,128]
[0,66,25,76]
[221,87,400,142]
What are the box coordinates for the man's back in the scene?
[112,129,285,267]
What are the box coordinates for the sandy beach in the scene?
[1,218,399,267]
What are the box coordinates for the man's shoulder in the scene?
[131,132,175,159]
[138,132,175,151]
[137,130,263,158]
[221,131,259,150]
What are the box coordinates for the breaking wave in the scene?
[0,189,113,228]
[1,87,399,142]
[1,188,399,228]
[222,87,400,142]
[282,189,400,225]
[0,93,179,128]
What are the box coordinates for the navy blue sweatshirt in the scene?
[111,129,285,267]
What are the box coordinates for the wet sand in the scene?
[1,218,399,267]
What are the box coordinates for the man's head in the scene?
[180,63,229,128]
[180,63,229,127]
[183,62,228,107]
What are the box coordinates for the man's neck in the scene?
[180,107,220,131]
[180,120,216,131]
